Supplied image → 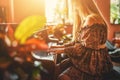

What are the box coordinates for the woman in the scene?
[49,0,117,80]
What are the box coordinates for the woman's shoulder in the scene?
[83,14,105,27]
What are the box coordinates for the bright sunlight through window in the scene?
[45,0,73,24]
[45,0,57,23]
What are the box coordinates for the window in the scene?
[45,0,73,24]
[45,0,57,23]
[110,0,120,24]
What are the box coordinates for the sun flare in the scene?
[45,0,58,23]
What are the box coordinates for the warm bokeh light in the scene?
[45,0,73,24]
[45,0,58,23]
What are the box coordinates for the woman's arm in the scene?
[50,41,75,48]
[48,40,75,55]
[48,47,65,54]
[50,45,65,48]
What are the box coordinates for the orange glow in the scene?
[13,0,45,23]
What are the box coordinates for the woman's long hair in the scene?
[71,0,105,41]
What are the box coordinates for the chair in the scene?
[105,40,120,63]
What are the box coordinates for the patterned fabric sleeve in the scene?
[64,41,75,47]
[64,41,85,58]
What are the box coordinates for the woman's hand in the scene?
[50,45,64,48]
[48,48,65,54]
